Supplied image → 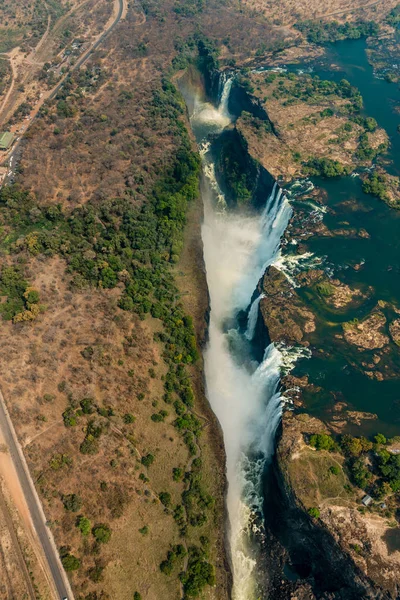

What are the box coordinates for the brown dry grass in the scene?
[287,447,351,508]
[0,256,198,598]
[237,72,388,181]
[241,0,399,26]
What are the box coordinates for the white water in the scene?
[190,73,233,135]
[273,250,321,288]
[245,294,265,341]
[189,76,308,599]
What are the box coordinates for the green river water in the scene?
[289,39,400,436]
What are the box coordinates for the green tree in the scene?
[123,413,135,424]
[159,492,171,507]
[63,493,82,512]
[141,453,155,467]
[61,553,81,571]
[92,523,112,544]
[375,433,387,445]
[77,516,91,536]
[308,507,320,518]
[340,435,372,457]
[309,433,335,451]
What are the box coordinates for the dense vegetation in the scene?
[362,171,389,201]
[0,76,216,597]
[0,265,42,322]
[263,72,363,114]
[303,158,350,178]
[214,129,262,206]
[308,432,400,513]
[386,3,400,28]
[295,20,379,45]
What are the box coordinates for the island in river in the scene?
[224,35,400,599]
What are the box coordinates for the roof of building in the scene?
[0,131,15,150]
[362,495,372,506]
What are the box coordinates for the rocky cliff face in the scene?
[263,413,400,600]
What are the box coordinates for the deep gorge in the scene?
[178,45,400,598]
[179,65,296,599]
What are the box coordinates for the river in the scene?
[180,35,400,599]
[286,40,400,436]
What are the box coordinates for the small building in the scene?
[362,495,373,507]
[0,132,15,151]
[380,502,387,510]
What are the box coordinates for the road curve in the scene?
[0,389,73,599]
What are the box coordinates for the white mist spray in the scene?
[189,76,300,599]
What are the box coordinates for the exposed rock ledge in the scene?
[266,413,400,599]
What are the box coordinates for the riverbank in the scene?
[174,154,232,600]
[172,28,400,598]
[188,33,400,596]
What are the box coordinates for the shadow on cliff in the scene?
[261,423,394,600]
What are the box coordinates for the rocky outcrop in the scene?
[342,312,390,350]
[260,266,315,345]
[211,127,276,209]
[265,414,400,600]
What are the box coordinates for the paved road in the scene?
[0,2,125,598]
[0,390,72,599]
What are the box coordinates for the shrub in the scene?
[80,435,99,455]
[63,407,77,427]
[329,465,341,475]
[308,507,320,518]
[316,282,335,297]
[160,544,187,576]
[61,553,81,571]
[173,467,184,481]
[141,453,155,467]
[309,433,335,451]
[77,516,91,536]
[80,398,95,414]
[123,413,135,424]
[63,493,82,512]
[151,412,164,422]
[159,492,171,507]
[180,545,215,597]
[92,523,112,544]
[88,563,104,583]
[320,108,334,118]
[49,453,72,470]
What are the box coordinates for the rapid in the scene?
[184,73,299,598]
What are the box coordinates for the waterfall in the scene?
[190,75,233,136]
[186,74,307,599]
[273,250,321,288]
[219,73,233,120]
[245,294,264,341]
